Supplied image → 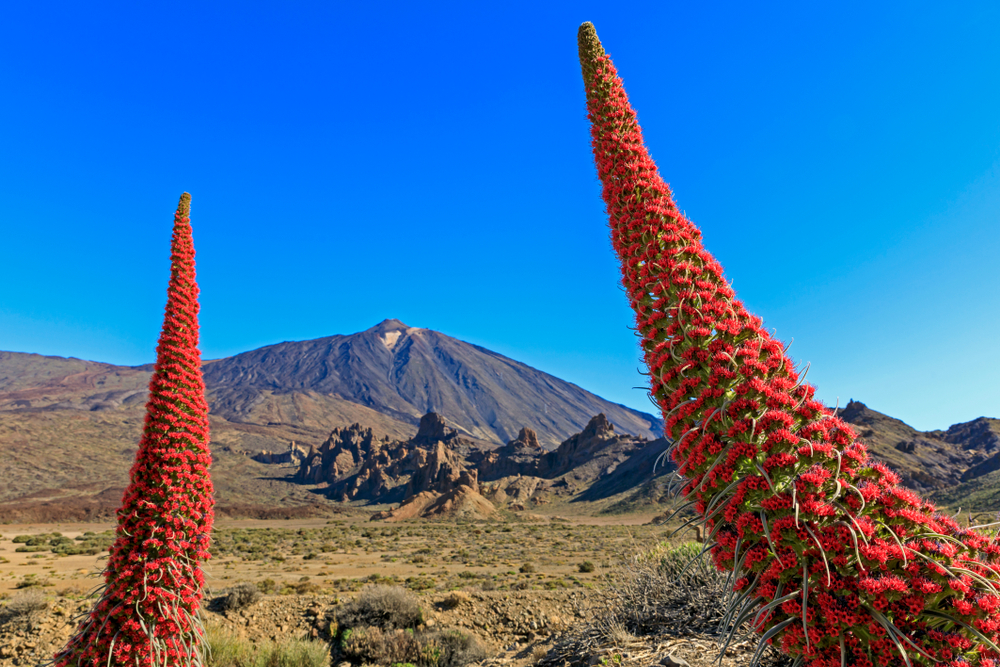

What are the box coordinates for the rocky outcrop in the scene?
[294,423,387,486]
[371,483,495,522]
[411,412,454,445]
[537,414,623,478]
[252,441,309,465]
[472,427,544,480]
[294,413,490,514]
[475,415,670,509]
[405,441,479,496]
[293,412,673,517]
[481,475,552,507]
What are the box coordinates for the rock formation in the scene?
[294,423,386,487]
[471,427,544,479]
[293,412,491,515]
[252,441,309,465]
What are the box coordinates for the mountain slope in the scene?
[5,338,1000,522]
[202,319,662,447]
[838,400,1000,492]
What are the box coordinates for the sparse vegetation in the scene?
[339,623,485,667]
[334,584,424,634]
[11,531,115,556]
[328,585,485,667]
[547,541,790,666]
[0,589,48,629]
[205,624,329,667]
[219,582,262,611]
[15,573,51,589]
[198,521,662,593]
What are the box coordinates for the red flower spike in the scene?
[55,193,214,667]
[578,22,1000,667]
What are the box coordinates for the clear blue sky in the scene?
[2,2,998,432]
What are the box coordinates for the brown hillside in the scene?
[838,400,1000,491]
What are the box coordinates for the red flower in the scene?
[578,21,1000,667]
[55,193,214,667]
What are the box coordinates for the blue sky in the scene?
[2,2,998,432]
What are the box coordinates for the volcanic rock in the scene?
[252,441,309,465]
[412,412,453,444]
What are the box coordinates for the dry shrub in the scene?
[426,630,487,667]
[220,582,262,611]
[335,584,423,632]
[600,541,728,636]
[546,541,790,667]
[283,580,320,595]
[14,574,49,589]
[340,627,486,667]
[341,626,421,666]
[1,589,47,629]
[440,591,468,610]
[332,585,485,667]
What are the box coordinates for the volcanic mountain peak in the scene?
[369,318,411,333]
[201,320,662,447]
[369,319,424,351]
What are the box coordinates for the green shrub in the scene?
[255,639,329,667]
[204,624,328,667]
[578,561,595,573]
[518,563,535,574]
[404,576,436,591]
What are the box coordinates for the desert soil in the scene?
[0,516,760,667]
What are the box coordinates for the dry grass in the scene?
[339,626,487,667]
[218,582,263,612]
[1,517,669,598]
[0,588,48,630]
[205,624,329,667]
[544,541,792,667]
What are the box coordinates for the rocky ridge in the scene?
[838,400,1000,492]
[294,411,672,520]
[289,400,1000,521]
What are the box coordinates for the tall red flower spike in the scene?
[55,193,214,667]
[578,22,1000,667]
